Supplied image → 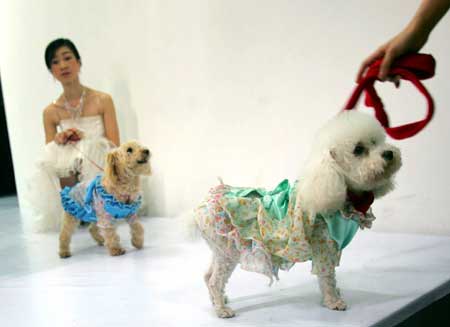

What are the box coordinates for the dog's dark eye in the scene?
[353,144,365,156]
[127,147,133,154]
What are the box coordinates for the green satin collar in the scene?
[322,213,359,250]
[225,179,292,221]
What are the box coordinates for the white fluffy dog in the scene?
[193,111,402,318]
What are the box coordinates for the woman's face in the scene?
[50,46,81,83]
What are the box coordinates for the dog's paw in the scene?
[59,250,72,259]
[131,238,144,249]
[215,306,235,318]
[323,297,347,311]
[209,294,229,306]
[109,247,126,256]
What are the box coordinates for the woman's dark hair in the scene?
[44,38,81,70]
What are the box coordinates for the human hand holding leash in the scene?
[357,0,449,82]
[54,128,83,145]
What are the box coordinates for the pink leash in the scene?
[69,143,105,172]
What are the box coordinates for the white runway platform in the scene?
[1,196,450,327]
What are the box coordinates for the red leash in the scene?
[344,53,436,140]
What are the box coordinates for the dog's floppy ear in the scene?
[104,151,119,183]
[372,181,394,199]
[298,149,346,218]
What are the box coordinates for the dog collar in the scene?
[346,191,374,214]
[344,53,435,139]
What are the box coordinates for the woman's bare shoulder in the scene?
[86,89,114,116]
[87,88,112,102]
[43,102,60,124]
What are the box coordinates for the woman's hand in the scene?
[54,128,84,145]
[357,0,450,82]
[357,26,428,82]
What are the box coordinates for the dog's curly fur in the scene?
[59,141,152,258]
[194,111,402,318]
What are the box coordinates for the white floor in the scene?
[1,196,450,327]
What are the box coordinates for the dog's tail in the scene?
[176,208,202,242]
[178,177,223,241]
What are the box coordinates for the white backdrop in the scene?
[1,0,449,234]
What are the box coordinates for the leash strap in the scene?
[70,144,105,172]
[344,53,436,140]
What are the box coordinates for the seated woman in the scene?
[27,38,120,232]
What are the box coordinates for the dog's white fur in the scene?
[298,111,401,218]
[194,111,402,318]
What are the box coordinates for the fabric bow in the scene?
[227,179,292,220]
[344,53,436,139]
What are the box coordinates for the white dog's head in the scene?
[298,111,402,215]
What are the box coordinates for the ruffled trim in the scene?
[92,176,142,219]
[339,203,376,230]
[60,186,97,222]
[212,183,300,280]
[37,137,114,179]
[60,175,142,222]
[23,165,64,232]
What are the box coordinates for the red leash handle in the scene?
[344,53,436,140]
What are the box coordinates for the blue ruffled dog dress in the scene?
[60,175,142,228]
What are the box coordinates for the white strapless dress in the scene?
[25,115,115,232]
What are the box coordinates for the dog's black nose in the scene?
[382,150,394,161]
[142,149,150,157]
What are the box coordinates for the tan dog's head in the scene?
[104,141,152,183]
